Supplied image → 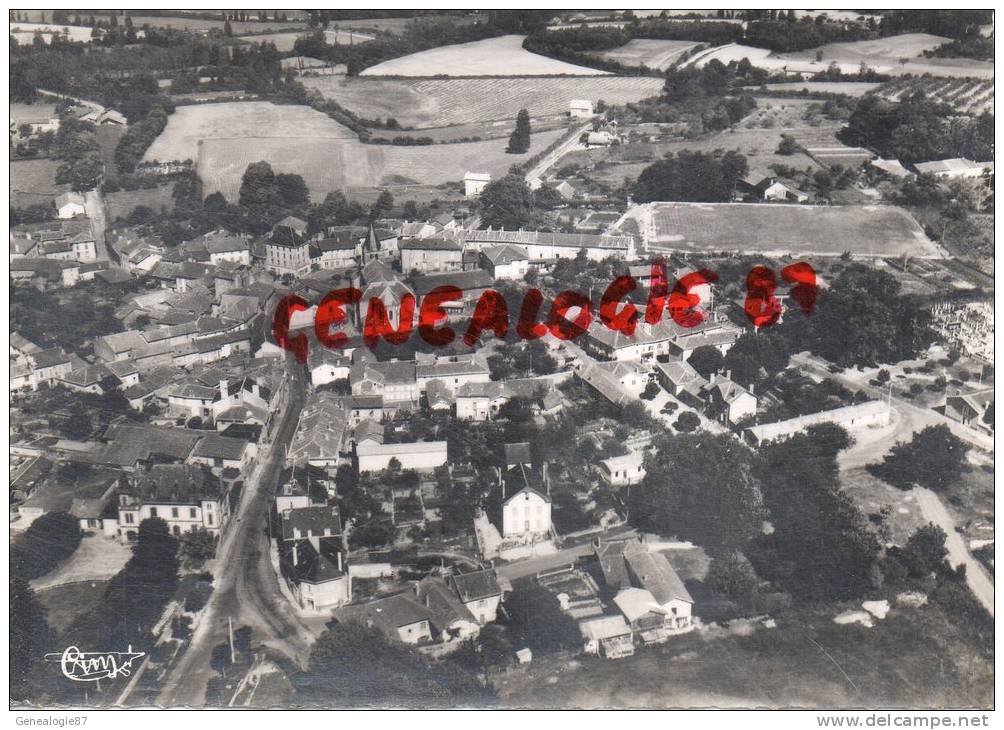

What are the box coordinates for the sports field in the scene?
[360,34,608,76]
[197,127,566,200]
[628,202,943,258]
[302,75,664,128]
[596,39,702,70]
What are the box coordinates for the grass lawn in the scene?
[36,580,109,633]
[497,602,992,708]
[105,184,177,222]
[10,158,68,208]
[840,467,926,547]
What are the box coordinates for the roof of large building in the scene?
[481,243,529,266]
[100,424,199,467]
[192,433,250,461]
[399,238,462,252]
[411,270,493,296]
[416,577,477,628]
[127,463,223,503]
[466,228,633,250]
[334,592,434,638]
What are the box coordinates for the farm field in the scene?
[875,77,993,116]
[9,22,94,43]
[198,127,566,200]
[10,158,68,209]
[595,39,702,70]
[360,34,609,77]
[690,34,994,79]
[143,102,357,163]
[302,75,665,128]
[626,202,942,258]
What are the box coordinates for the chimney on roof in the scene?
[725,370,732,381]
[292,542,298,566]
[219,379,228,402]
[337,551,343,572]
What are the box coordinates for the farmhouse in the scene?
[744,400,891,446]
[463,171,491,197]
[569,99,594,118]
[333,593,433,645]
[448,568,503,625]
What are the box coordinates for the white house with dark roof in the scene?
[399,238,463,274]
[701,372,757,426]
[501,463,552,539]
[480,244,530,280]
[280,504,350,610]
[449,568,503,625]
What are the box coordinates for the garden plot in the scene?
[360,34,609,76]
[875,77,993,115]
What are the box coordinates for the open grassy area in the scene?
[198,127,565,200]
[497,602,992,708]
[628,202,942,259]
[36,580,109,633]
[303,75,664,128]
[361,35,609,77]
[105,184,177,222]
[10,158,67,208]
[595,39,701,70]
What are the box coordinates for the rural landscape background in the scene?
[9,8,994,711]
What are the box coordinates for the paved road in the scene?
[913,487,994,617]
[157,357,310,707]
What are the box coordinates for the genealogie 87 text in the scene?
[272,259,818,363]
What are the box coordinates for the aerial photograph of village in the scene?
[8,7,995,714]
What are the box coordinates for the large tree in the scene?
[751,424,880,603]
[506,108,531,154]
[10,575,55,703]
[633,150,748,203]
[630,432,765,551]
[478,173,535,230]
[11,511,81,580]
[868,424,969,492]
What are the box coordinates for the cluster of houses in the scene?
[9,213,105,288]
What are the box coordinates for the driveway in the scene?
[913,487,994,617]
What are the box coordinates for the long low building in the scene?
[744,400,891,446]
[465,228,636,262]
[356,440,448,473]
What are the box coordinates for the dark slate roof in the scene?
[450,568,502,603]
[281,505,342,541]
[411,270,492,296]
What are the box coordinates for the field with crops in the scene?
[142,102,357,163]
[749,81,882,97]
[197,127,566,200]
[629,202,942,258]
[689,33,993,79]
[302,75,665,128]
[874,77,993,116]
[596,39,703,70]
[361,34,607,77]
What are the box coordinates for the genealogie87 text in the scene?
[272,259,818,363]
